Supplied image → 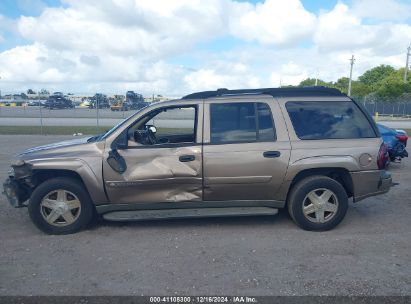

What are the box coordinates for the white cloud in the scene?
[351,0,411,21]
[269,61,309,86]
[0,0,411,95]
[184,65,262,92]
[18,0,230,58]
[229,0,317,45]
[315,3,378,52]
[314,3,411,55]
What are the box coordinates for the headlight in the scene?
[10,160,32,179]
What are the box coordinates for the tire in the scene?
[28,177,95,234]
[287,175,348,231]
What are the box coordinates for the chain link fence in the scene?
[362,102,411,118]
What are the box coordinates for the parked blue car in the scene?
[377,123,408,162]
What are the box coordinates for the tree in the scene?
[298,78,333,87]
[375,74,411,101]
[297,65,411,102]
[333,77,350,94]
[351,82,372,99]
[359,65,395,87]
[27,89,36,94]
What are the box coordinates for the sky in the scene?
[0,0,411,96]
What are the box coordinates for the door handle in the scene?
[179,155,195,162]
[263,151,281,158]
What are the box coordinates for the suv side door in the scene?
[103,101,203,204]
[203,96,291,202]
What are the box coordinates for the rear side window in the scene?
[286,101,376,140]
[210,102,276,143]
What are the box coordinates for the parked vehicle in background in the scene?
[3,87,393,234]
[89,93,110,109]
[126,91,149,110]
[27,100,45,107]
[110,99,130,111]
[44,92,74,109]
[377,123,408,162]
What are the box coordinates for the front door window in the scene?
[128,106,197,146]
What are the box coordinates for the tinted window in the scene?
[257,103,276,141]
[210,102,275,143]
[286,101,376,140]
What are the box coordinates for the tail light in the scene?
[377,143,389,169]
[395,134,408,143]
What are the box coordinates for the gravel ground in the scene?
[0,135,410,296]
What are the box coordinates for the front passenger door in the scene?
[103,103,203,204]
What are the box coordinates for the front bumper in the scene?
[2,178,28,208]
[350,170,393,203]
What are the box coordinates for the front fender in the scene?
[27,157,108,205]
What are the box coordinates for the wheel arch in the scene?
[26,159,109,205]
[287,167,354,201]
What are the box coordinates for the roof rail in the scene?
[182,86,344,99]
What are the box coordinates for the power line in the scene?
[348,55,355,97]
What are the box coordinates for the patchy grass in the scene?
[0,126,109,135]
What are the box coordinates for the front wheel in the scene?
[28,178,95,234]
[287,176,348,231]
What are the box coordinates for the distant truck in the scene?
[110,95,129,111]
[126,91,149,110]
[44,92,74,109]
[89,93,110,109]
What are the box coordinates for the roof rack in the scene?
[182,87,345,99]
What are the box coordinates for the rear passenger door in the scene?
[203,97,291,202]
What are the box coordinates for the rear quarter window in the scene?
[286,101,376,140]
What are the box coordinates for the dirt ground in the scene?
[0,135,410,296]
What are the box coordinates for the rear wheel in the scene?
[28,178,95,234]
[287,176,348,231]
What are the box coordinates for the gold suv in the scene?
[3,87,393,234]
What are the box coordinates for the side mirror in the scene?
[107,149,127,173]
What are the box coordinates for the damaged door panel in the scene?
[104,146,203,203]
[103,102,204,204]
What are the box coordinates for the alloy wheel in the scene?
[40,189,81,226]
[302,188,339,223]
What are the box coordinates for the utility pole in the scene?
[315,69,319,86]
[348,55,355,97]
[404,45,410,83]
